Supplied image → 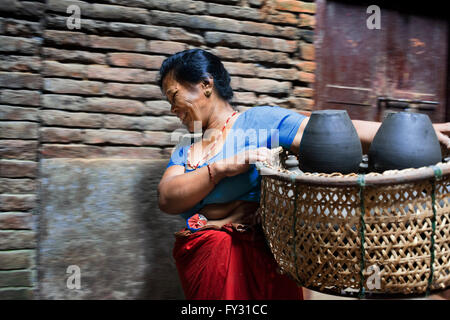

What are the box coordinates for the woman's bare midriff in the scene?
[199,200,260,228]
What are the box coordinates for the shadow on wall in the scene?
[133,165,185,299]
[38,159,185,300]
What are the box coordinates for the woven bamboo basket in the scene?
[256,149,450,298]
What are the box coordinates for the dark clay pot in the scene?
[368,112,442,172]
[299,110,362,174]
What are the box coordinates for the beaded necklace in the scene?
[187,111,238,170]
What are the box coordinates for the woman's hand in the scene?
[213,147,273,179]
[433,123,450,148]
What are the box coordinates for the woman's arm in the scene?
[158,147,272,215]
[352,120,381,154]
[158,164,222,214]
[290,117,450,155]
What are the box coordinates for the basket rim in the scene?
[255,161,450,187]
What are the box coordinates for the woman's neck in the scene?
[202,101,236,143]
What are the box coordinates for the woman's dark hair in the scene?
[158,49,233,102]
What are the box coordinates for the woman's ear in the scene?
[201,77,214,97]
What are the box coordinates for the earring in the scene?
[205,90,211,97]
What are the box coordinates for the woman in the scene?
[157,49,450,300]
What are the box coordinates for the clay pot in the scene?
[368,112,442,172]
[299,110,362,174]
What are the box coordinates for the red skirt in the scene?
[173,224,303,300]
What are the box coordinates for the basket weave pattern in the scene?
[259,152,450,296]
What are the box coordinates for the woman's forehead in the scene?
[162,73,178,94]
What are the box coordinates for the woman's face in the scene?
[162,71,211,133]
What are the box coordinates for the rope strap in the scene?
[426,165,441,296]
[357,174,366,299]
[292,184,300,282]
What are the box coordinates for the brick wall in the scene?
[0,0,316,299]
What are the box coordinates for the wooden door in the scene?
[315,0,449,122]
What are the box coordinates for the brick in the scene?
[41,142,162,159]
[167,0,207,14]
[86,65,156,83]
[0,140,38,160]
[256,67,298,80]
[103,114,141,130]
[208,4,263,21]
[276,25,301,40]
[0,105,38,121]
[107,53,165,70]
[223,62,256,76]
[299,13,316,28]
[103,146,163,159]
[205,32,258,49]
[89,35,147,52]
[0,72,42,90]
[0,270,32,287]
[40,110,104,128]
[166,27,204,45]
[293,86,314,98]
[42,94,85,111]
[0,194,37,211]
[144,100,172,116]
[232,91,258,105]
[0,250,32,270]
[0,179,36,194]
[3,18,41,37]
[210,47,241,61]
[82,129,143,146]
[39,128,83,143]
[0,89,40,106]
[0,230,36,250]
[86,97,147,115]
[298,71,315,83]
[42,61,86,79]
[239,78,291,94]
[0,55,41,72]
[44,30,89,47]
[0,122,38,139]
[104,83,163,99]
[47,0,149,23]
[241,21,276,37]
[295,60,316,72]
[44,78,104,95]
[275,0,316,13]
[88,3,150,24]
[140,116,182,131]
[142,131,175,146]
[5,0,45,18]
[258,37,297,52]
[287,97,314,110]
[0,36,40,55]
[40,144,105,158]
[240,49,290,64]
[147,41,187,55]
[0,160,37,178]
[249,0,263,6]
[42,48,106,64]
[150,11,242,33]
[0,288,34,300]
[0,212,33,230]
[256,95,287,107]
[104,114,181,131]
[299,42,315,61]
[267,12,299,25]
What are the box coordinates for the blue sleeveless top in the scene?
[166,106,307,220]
